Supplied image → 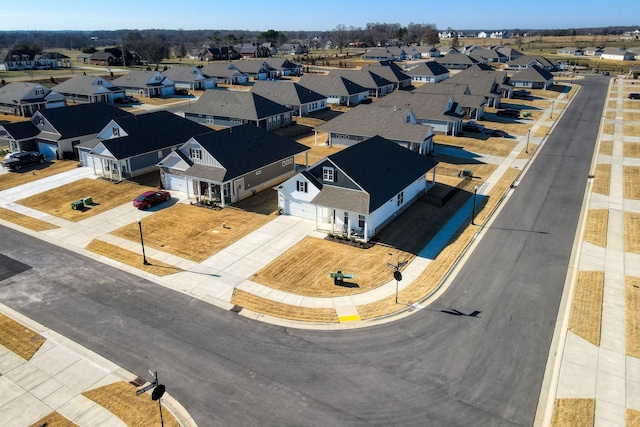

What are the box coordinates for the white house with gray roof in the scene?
[199,63,249,85]
[162,66,216,91]
[0,82,65,116]
[405,61,450,84]
[297,74,369,106]
[111,70,175,98]
[52,75,126,104]
[250,81,327,116]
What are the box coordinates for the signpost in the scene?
[136,369,166,426]
[388,261,408,304]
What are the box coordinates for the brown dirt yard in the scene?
[110,190,277,263]
[0,160,78,192]
[15,178,156,222]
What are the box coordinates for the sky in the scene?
[1,0,638,33]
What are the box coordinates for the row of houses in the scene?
[199,42,310,61]
[556,46,638,61]
[0,48,72,71]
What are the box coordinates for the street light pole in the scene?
[526,128,531,154]
[137,217,150,265]
[471,185,479,225]
[550,99,554,119]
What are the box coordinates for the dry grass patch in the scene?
[85,240,182,276]
[231,289,339,323]
[111,203,274,262]
[534,125,551,137]
[604,111,617,120]
[602,123,615,135]
[0,313,46,360]
[625,141,640,158]
[358,167,520,319]
[624,166,640,199]
[29,412,77,427]
[16,178,155,222]
[624,112,640,122]
[83,381,180,427]
[626,276,640,358]
[0,207,59,231]
[607,100,617,109]
[568,271,604,346]
[626,212,640,254]
[624,100,640,109]
[592,164,611,195]
[629,408,640,427]
[550,398,595,427]
[294,133,343,165]
[435,135,518,157]
[599,140,614,156]
[0,160,79,192]
[584,209,608,247]
[433,157,497,188]
[625,124,640,137]
[252,236,414,297]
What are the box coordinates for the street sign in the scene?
[136,382,157,396]
[152,384,166,401]
[394,271,402,281]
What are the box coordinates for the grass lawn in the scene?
[0,313,46,360]
[111,202,275,263]
[627,276,640,358]
[551,398,595,427]
[568,271,604,346]
[435,134,518,158]
[593,164,611,195]
[625,124,640,137]
[16,178,156,222]
[625,142,640,158]
[584,209,608,247]
[0,207,59,231]
[600,140,614,156]
[29,412,77,427]
[625,212,640,254]
[231,289,339,323]
[294,133,343,166]
[85,240,183,276]
[0,160,79,192]
[83,381,180,427]
[624,166,640,199]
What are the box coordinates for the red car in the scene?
[133,190,171,209]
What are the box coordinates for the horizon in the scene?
[2,0,638,33]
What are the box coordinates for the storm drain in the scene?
[230,305,243,314]
[130,376,146,387]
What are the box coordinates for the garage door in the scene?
[165,173,188,193]
[287,199,315,220]
[37,142,58,159]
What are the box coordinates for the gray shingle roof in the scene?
[328,69,394,90]
[52,75,123,97]
[405,61,450,77]
[185,89,292,120]
[251,81,326,105]
[297,74,369,96]
[511,65,554,83]
[376,91,463,123]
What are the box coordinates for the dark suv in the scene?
[1,151,46,170]
[629,93,640,100]
[496,109,520,118]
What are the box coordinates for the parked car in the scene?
[496,109,520,119]
[1,151,46,170]
[175,89,189,96]
[133,190,171,209]
[485,129,509,138]
[462,123,483,133]
[513,90,531,99]
[629,93,640,100]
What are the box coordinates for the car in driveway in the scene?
[512,90,531,99]
[496,109,520,119]
[485,129,509,138]
[175,89,189,96]
[462,123,484,133]
[133,190,171,209]
[1,151,46,170]
[629,93,640,100]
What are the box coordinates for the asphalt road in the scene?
[0,75,610,427]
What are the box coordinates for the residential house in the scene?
[83,111,211,180]
[414,45,441,58]
[314,103,435,155]
[200,63,249,85]
[329,69,394,98]
[52,75,126,104]
[473,48,507,63]
[162,66,217,91]
[438,45,460,55]
[89,51,120,66]
[510,65,555,89]
[435,53,480,69]
[111,70,175,98]
[583,47,603,57]
[600,47,636,61]
[277,136,438,241]
[250,81,327,116]
[0,48,60,71]
[278,43,308,55]
[376,91,464,135]
[297,74,369,106]
[405,61,450,84]
[262,43,279,56]
[159,124,309,204]
[239,43,271,59]
[230,60,278,80]
[364,61,413,90]
[45,52,72,68]
[556,47,584,56]
[361,47,409,61]
[443,64,509,107]
[494,45,523,61]
[264,58,304,77]
[0,82,65,116]
[0,103,133,160]
[413,82,486,122]
[201,46,240,61]
[183,89,293,130]
[506,55,557,71]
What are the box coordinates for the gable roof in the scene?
[376,91,463,122]
[311,136,438,213]
[507,55,555,68]
[297,74,369,96]
[37,102,134,140]
[435,53,480,66]
[111,70,172,89]
[200,63,247,78]
[404,61,450,77]
[0,82,51,104]
[328,69,394,90]
[93,111,211,159]
[251,81,326,105]
[364,62,411,84]
[315,104,432,143]
[511,64,554,83]
[184,124,309,181]
[186,90,292,120]
[52,75,122,96]
[162,66,212,83]
[0,121,40,140]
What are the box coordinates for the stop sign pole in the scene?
[136,368,166,426]
[387,260,408,304]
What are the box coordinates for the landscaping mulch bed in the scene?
[568,271,604,346]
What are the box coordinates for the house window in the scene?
[282,158,293,167]
[35,89,44,96]
[397,191,404,206]
[322,166,335,182]
[157,151,163,159]
[190,148,202,160]
[358,215,365,228]
[112,127,119,136]
[256,170,262,175]
[297,181,307,193]
[97,79,103,85]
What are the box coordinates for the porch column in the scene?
[197,181,202,200]
[221,184,226,207]
[331,209,335,234]
[208,182,212,200]
[364,221,368,243]
[432,166,437,184]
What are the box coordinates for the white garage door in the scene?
[37,142,58,159]
[166,173,188,193]
[287,199,315,220]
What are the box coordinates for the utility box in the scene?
[71,200,84,210]
[83,196,93,205]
